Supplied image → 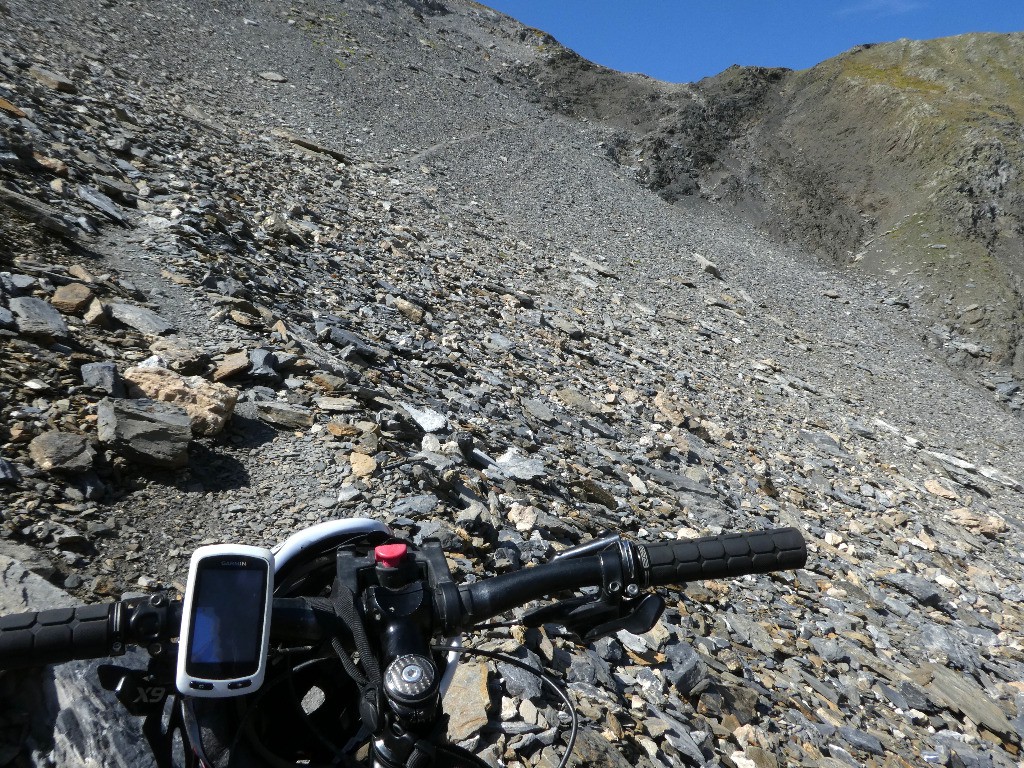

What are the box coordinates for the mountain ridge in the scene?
[532,30,1024,374]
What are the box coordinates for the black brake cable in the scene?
[431,644,579,768]
[230,653,359,768]
[285,654,363,764]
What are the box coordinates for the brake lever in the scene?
[580,594,665,642]
[521,596,606,628]
[521,593,666,642]
[522,534,664,641]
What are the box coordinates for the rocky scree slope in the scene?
[2,1,1024,767]
[533,33,1024,379]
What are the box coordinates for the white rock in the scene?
[124,366,238,436]
[400,403,448,433]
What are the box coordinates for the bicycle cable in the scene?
[431,644,579,768]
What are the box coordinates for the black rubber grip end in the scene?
[639,527,807,587]
[0,603,114,669]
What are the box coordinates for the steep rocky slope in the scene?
[2,1,1024,767]
[535,33,1024,377]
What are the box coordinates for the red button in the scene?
[374,543,408,568]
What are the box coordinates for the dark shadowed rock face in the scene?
[0,556,154,768]
[97,399,191,468]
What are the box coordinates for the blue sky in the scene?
[484,1,1024,83]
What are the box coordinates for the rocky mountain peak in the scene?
[537,29,1024,374]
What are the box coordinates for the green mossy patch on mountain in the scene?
[839,60,947,94]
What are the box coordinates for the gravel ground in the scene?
[2,1,1024,766]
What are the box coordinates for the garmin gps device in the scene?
[176,544,274,697]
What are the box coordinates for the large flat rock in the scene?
[9,296,69,340]
[0,555,154,767]
[97,398,191,468]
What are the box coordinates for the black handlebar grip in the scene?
[637,527,807,586]
[0,604,114,669]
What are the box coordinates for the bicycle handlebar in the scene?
[637,527,807,585]
[455,526,805,626]
[0,604,113,668]
[0,528,806,670]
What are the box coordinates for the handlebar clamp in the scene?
[599,540,646,599]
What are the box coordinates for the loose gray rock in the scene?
[523,398,557,424]
[27,431,95,473]
[81,361,125,397]
[837,726,885,756]
[77,184,128,225]
[254,402,314,429]
[663,641,709,696]
[548,314,584,339]
[497,658,544,701]
[336,486,362,503]
[0,458,20,483]
[248,348,280,380]
[484,331,515,352]
[810,637,849,664]
[9,296,69,339]
[108,303,176,335]
[97,398,191,468]
[557,386,601,415]
[567,729,635,768]
[315,396,360,412]
[488,448,546,481]
[647,706,708,764]
[392,495,439,518]
[639,465,715,497]
[400,403,448,433]
[28,65,77,93]
[881,573,943,608]
[566,650,615,689]
[694,253,722,278]
[799,429,849,458]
